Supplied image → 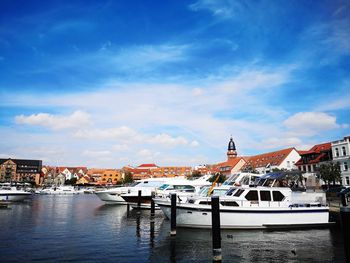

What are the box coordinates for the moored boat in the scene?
[0,186,32,202]
[39,185,82,195]
[155,171,330,229]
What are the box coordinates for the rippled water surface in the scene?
[0,195,346,262]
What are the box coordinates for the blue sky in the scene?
[1,0,349,168]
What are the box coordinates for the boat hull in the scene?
[95,191,127,205]
[0,193,31,202]
[156,201,329,229]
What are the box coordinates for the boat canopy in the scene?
[259,171,302,180]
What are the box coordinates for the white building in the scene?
[332,136,350,186]
[243,148,301,174]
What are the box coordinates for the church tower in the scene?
[227,137,237,159]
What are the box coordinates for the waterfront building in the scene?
[295,142,332,174]
[87,168,105,183]
[243,148,301,174]
[127,164,192,180]
[99,169,122,184]
[0,158,42,185]
[76,175,92,185]
[331,136,350,186]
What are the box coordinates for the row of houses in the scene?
[211,136,350,186]
[1,135,349,186]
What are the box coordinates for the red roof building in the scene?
[295,142,332,173]
[242,147,301,174]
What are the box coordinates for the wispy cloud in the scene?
[15,111,91,130]
[283,112,345,136]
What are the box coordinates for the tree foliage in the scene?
[122,171,134,184]
[241,165,259,174]
[318,162,342,185]
[65,177,77,185]
[208,173,226,184]
[189,170,202,178]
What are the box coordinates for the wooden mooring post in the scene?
[150,192,155,219]
[211,196,222,262]
[170,193,176,236]
[340,193,350,262]
[137,190,142,210]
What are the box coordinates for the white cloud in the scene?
[189,0,242,19]
[15,110,91,130]
[82,150,112,158]
[74,126,137,140]
[190,140,199,147]
[146,133,188,147]
[218,69,289,93]
[260,137,302,149]
[283,112,341,136]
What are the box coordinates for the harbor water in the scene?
[0,195,346,262]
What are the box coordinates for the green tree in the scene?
[65,177,77,185]
[122,171,134,184]
[208,173,226,184]
[318,162,342,186]
[189,170,202,179]
[241,165,259,174]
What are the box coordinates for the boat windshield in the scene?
[222,173,239,185]
[158,184,169,190]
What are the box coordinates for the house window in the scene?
[308,165,311,172]
[335,148,339,157]
[342,146,347,156]
[346,177,350,186]
[287,161,290,168]
[344,162,348,171]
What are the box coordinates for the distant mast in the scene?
[227,137,237,159]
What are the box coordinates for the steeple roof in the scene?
[228,137,236,151]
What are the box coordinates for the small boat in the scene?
[122,176,212,207]
[95,178,171,205]
[0,186,32,202]
[39,186,82,195]
[154,172,330,229]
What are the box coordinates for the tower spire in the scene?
[227,137,237,159]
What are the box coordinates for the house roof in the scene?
[137,163,158,168]
[243,148,295,168]
[295,142,331,166]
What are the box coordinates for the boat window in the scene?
[241,176,250,185]
[260,191,271,201]
[233,189,245,197]
[226,188,236,196]
[245,190,258,201]
[213,189,230,196]
[158,184,169,190]
[220,201,239,206]
[199,201,211,205]
[272,191,285,201]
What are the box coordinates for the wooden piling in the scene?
[137,190,142,208]
[170,193,176,236]
[341,206,350,261]
[211,196,222,262]
[341,193,348,207]
[151,192,155,218]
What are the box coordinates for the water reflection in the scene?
[0,195,346,263]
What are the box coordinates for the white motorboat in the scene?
[122,176,212,207]
[155,172,330,229]
[39,185,82,195]
[0,186,32,202]
[95,178,172,205]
